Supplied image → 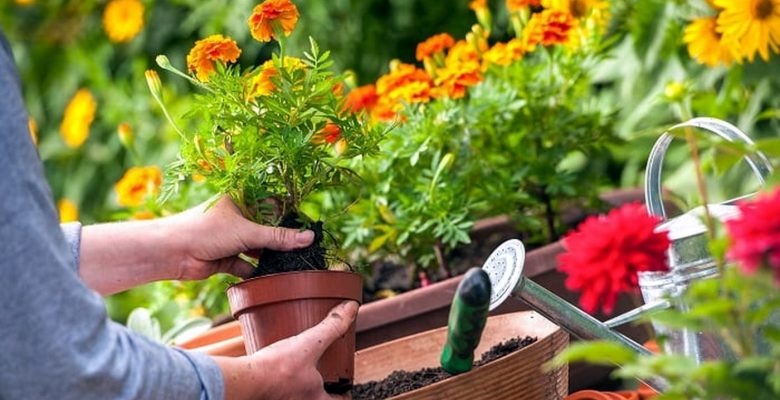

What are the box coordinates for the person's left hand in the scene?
[166,195,315,280]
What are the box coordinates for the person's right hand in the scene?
[213,301,359,400]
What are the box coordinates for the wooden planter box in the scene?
[354,311,569,399]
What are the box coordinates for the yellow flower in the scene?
[715,0,780,62]
[132,210,156,220]
[684,17,736,67]
[28,117,38,145]
[102,0,145,43]
[115,166,162,207]
[542,0,605,19]
[186,35,242,82]
[58,199,79,223]
[60,89,96,149]
[15,0,34,6]
[483,40,527,66]
[248,0,300,43]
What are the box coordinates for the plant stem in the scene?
[433,240,451,279]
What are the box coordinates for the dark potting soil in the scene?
[250,214,328,277]
[351,335,538,400]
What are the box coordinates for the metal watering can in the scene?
[480,118,773,382]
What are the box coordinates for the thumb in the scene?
[237,221,315,251]
[293,301,359,358]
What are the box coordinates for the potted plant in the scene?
[147,0,385,392]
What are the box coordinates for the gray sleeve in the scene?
[60,222,82,272]
[0,32,224,400]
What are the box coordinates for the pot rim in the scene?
[227,269,363,318]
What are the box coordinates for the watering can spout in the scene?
[481,240,652,357]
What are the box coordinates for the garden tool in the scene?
[440,267,492,374]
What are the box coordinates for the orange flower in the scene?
[312,123,342,144]
[484,41,520,66]
[244,57,305,101]
[446,40,484,66]
[416,33,456,61]
[435,61,483,99]
[506,0,541,10]
[344,84,379,114]
[248,0,300,43]
[469,0,488,11]
[186,35,241,82]
[115,166,162,207]
[522,9,575,48]
[376,63,434,113]
[132,210,156,220]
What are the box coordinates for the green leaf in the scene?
[549,341,637,368]
[126,307,162,342]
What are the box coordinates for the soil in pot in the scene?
[250,213,328,277]
[351,335,538,399]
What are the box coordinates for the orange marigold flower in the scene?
[186,35,242,82]
[542,0,604,19]
[483,41,525,66]
[132,210,156,220]
[102,0,144,43]
[248,0,300,43]
[522,9,575,48]
[371,98,400,121]
[506,0,541,10]
[58,199,79,223]
[376,63,434,113]
[469,0,488,11]
[435,61,483,99]
[344,84,379,114]
[416,33,456,61]
[60,89,96,149]
[115,166,162,207]
[313,122,342,144]
[244,57,305,101]
[446,40,484,66]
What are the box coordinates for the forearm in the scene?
[213,356,259,400]
[79,218,185,295]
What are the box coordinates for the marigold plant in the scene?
[150,0,385,274]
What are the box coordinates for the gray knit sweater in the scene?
[0,32,224,399]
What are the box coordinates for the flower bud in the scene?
[145,69,162,100]
[663,80,689,103]
[118,122,134,148]
[155,55,172,69]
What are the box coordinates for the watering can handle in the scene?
[644,117,774,219]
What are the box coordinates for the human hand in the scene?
[214,301,359,400]
[167,195,315,280]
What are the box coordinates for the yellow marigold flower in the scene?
[60,89,96,149]
[28,117,38,145]
[522,9,576,48]
[186,35,242,82]
[684,17,736,67]
[483,40,527,66]
[248,0,300,43]
[506,0,541,11]
[542,0,603,19]
[115,166,162,207]
[435,61,483,99]
[58,199,78,223]
[102,0,145,43]
[715,0,780,62]
[416,33,456,61]
[132,210,156,220]
[446,40,484,66]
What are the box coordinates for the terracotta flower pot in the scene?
[227,270,363,393]
[354,311,569,399]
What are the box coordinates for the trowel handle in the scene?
[644,117,773,219]
[440,268,491,375]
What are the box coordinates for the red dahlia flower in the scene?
[725,186,780,282]
[557,203,670,314]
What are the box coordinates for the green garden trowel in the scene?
[440,267,492,375]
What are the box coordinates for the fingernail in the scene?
[296,230,315,245]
